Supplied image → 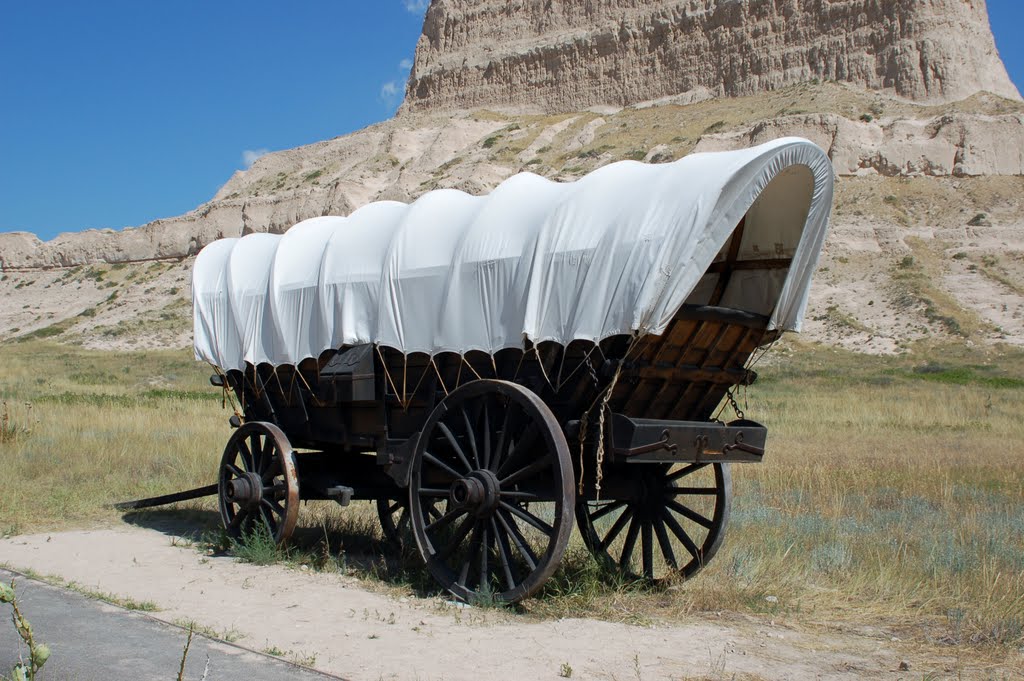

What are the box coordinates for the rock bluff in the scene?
[402,0,1021,114]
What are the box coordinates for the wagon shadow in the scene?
[119,505,642,606]
[118,505,446,597]
[120,508,223,543]
[286,519,447,599]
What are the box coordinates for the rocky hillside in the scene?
[402,0,1021,114]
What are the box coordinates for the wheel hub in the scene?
[226,471,263,507]
[450,469,500,517]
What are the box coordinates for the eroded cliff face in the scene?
[402,0,1021,114]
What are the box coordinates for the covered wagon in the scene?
[190,136,833,603]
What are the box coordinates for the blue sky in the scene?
[1,0,1021,242]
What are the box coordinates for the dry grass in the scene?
[0,341,226,535]
[890,236,991,338]
[834,175,1024,228]
[1,339,1022,661]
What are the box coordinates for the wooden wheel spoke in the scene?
[489,400,514,472]
[661,509,700,560]
[589,500,627,523]
[434,515,475,562]
[261,497,286,519]
[479,525,490,593]
[458,522,484,588]
[247,434,262,470]
[423,450,463,481]
[666,499,714,529]
[667,487,717,496]
[426,502,444,521]
[257,444,277,475]
[259,505,278,535]
[491,517,517,592]
[237,440,255,473]
[641,521,654,579]
[496,509,538,570]
[387,500,402,515]
[667,464,707,483]
[495,422,539,478]
[498,490,541,501]
[438,422,473,473]
[482,400,492,470]
[260,458,281,483]
[619,515,641,567]
[426,507,467,533]
[460,408,481,470]
[597,507,633,552]
[228,508,248,531]
[226,463,245,479]
[653,517,678,570]
[499,456,551,487]
[499,500,553,535]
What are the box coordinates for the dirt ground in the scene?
[1,524,1015,681]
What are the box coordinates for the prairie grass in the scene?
[1,338,1022,655]
[0,341,226,534]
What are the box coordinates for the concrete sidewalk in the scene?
[0,568,342,681]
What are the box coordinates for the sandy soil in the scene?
[0,525,1006,681]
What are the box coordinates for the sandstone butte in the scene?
[403,0,1021,113]
[0,0,1021,271]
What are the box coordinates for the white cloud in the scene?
[242,148,269,169]
[380,80,404,109]
[403,0,429,14]
[380,57,416,109]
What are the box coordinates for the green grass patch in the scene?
[903,364,1024,389]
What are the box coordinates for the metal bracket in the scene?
[326,486,354,507]
[617,429,679,458]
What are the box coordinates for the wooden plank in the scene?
[704,257,791,273]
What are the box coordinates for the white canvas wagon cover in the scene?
[193,137,833,371]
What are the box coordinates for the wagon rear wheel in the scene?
[218,421,300,546]
[409,380,575,604]
[377,495,446,547]
[576,462,730,583]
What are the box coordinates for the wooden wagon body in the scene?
[195,138,833,603]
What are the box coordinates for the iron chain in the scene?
[725,387,745,421]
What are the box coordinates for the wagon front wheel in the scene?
[576,462,730,583]
[218,421,300,545]
[409,380,575,604]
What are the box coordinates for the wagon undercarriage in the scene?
[203,303,775,603]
